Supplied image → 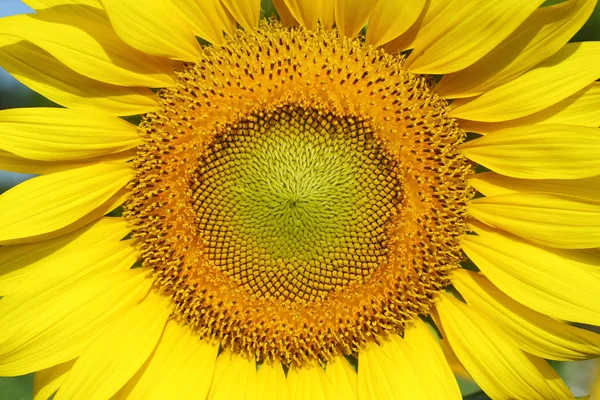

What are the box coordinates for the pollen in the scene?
[125,22,473,366]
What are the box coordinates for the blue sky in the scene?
[0,0,32,17]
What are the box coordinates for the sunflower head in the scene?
[0,0,599,399]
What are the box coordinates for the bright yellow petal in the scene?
[325,356,357,400]
[282,0,335,29]
[220,0,261,31]
[0,270,151,376]
[115,319,219,400]
[460,124,600,180]
[365,0,425,47]
[207,350,257,400]
[33,360,74,400]
[470,172,600,203]
[358,324,460,400]
[459,82,600,133]
[172,0,234,44]
[462,222,600,324]
[405,0,544,74]
[0,149,135,175]
[453,269,600,361]
[381,0,448,53]
[357,339,399,400]
[435,0,597,98]
[439,339,471,380]
[437,294,574,400]
[450,42,600,122]
[272,0,298,26]
[0,41,157,116]
[102,0,201,61]
[0,162,132,245]
[469,192,600,249]
[334,0,377,38]
[0,108,140,161]
[0,12,177,88]
[56,291,170,400]
[255,361,291,400]
[288,364,332,400]
[0,218,132,297]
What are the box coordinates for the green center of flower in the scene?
[191,106,401,302]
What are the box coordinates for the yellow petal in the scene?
[33,360,74,400]
[381,0,449,53]
[0,108,140,161]
[256,361,291,400]
[220,0,261,31]
[208,350,257,400]
[0,162,132,245]
[439,339,471,380]
[102,0,201,61]
[462,222,600,324]
[405,0,544,74]
[1,242,136,309]
[0,270,151,376]
[334,0,377,38]
[172,0,234,44]
[325,356,357,400]
[437,294,574,400]
[288,364,332,400]
[0,41,157,116]
[0,149,135,175]
[460,124,600,180]
[453,269,600,361]
[115,320,219,400]
[272,0,298,26]
[470,172,600,203]
[0,12,177,88]
[469,192,600,249]
[365,0,425,47]
[56,291,169,400]
[459,83,600,133]
[436,0,597,98]
[358,325,460,400]
[450,42,600,122]
[282,0,335,29]
[0,217,132,297]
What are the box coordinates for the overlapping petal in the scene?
[0,270,151,376]
[451,42,600,122]
[436,0,597,98]
[0,41,157,115]
[459,82,600,133]
[116,319,219,400]
[405,0,544,74]
[365,0,425,47]
[0,162,132,245]
[0,108,140,161]
[56,291,170,400]
[461,222,600,324]
[453,269,600,361]
[469,192,600,249]
[102,0,201,61]
[460,124,600,180]
[0,11,177,87]
[437,294,573,399]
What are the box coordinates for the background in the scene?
[0,0,598,398]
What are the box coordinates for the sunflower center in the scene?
[192,107,400,302]
[126,22,472,366]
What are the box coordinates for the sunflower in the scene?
[0,0,599,398]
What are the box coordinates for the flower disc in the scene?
[126,22,473,366]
